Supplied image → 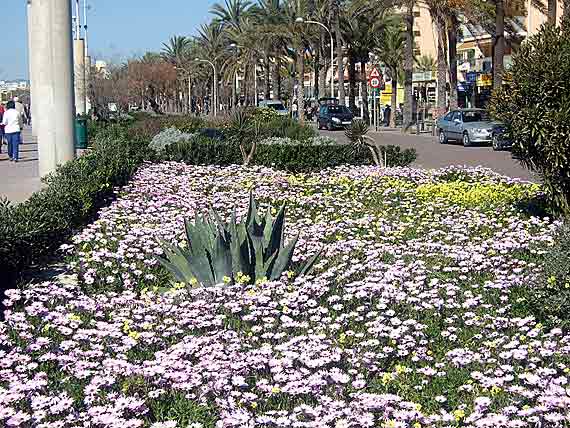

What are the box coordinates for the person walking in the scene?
[2,101,23,162]
[13,97,28,124]
[0,103,5,154]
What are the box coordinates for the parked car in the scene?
[437,109,503,147]
[258,100,289,116]
[318,97,339,106]
[491,124,513,151]
[317,105,354,130]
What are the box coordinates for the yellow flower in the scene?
[453,409,465,421]
[68,313,82,322]
[395,365,406,375]
[251,402,258,409]
[382,373,393,385]
[223,276,232,284]
[189,278,199,287]
[413,423,422,428]
[491,386,502,396]
[128,331,140,340]
[271,386,281,394]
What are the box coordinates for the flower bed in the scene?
[1,163,567,428]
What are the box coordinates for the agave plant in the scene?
[345,119,387,167]
[157,192,321,287]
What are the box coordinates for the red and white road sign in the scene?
[368,67,382,88]
[369,77,381,88]
[369,67,381,79]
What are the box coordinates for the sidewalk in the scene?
[0,126,42,203]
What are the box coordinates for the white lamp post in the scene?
[296,17,334,99]
[195,58,217,116]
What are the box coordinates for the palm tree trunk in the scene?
[493,0,505,90]
[319,39,327,97]
[448,16,459,110]
[390,68,397,128]
[403,2,415,131]
[314,48,320,99]
[273,57,282,100]
[563,0,570,26]
[548,0,557,23]
[436,14,448,115]
[297,47,305,124]
[332,0,345,105]
[361,60,369,122]
[264,54,271,100]
[348,53,356,112]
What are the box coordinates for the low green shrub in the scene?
[513,224,570,329]
[162,137,416,172]
[0,127,151,283]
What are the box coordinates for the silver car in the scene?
[437,109,500,147]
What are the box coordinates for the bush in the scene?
[489,24,570,215]
[0,126,151,284]
[149,127,197,153]
[163,138,416,172]
[513,224,570,328]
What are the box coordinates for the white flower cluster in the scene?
[149,127,197,153]
[259,136,336,146]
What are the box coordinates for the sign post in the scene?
[368,67,383,132]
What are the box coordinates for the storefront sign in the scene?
[477,73,493,87]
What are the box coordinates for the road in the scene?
[318,127,536,182]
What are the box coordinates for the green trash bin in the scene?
[75,117,88,149]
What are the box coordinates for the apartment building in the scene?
[412,1,563,108]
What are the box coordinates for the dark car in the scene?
[317,105,354,130]
[491,124,513,151]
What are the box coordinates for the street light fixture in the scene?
[194,58,217,116]
[229,43,258,107]
[296,17,334,99]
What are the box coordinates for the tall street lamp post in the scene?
[295,17,334,99]
[230,43,258,107]
[195,58,217,117]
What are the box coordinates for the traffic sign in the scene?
[369,67,381,79]
[370,77,381,89]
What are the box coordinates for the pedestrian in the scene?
[2,101,23,162]
[0,102,5,154]
[383,104,391,127]
[292,101,298,120]
[13,97,28,125]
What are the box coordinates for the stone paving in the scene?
[0,126,42,203]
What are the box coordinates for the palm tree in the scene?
[161,36,192,112]
[374,23,405,128]
[342,0,394,120]
[415,54,436,121]
[211,0,253,31]
[251,0,289,101]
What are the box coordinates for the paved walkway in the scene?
[0,126,42,203]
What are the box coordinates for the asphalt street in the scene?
[318,127,536,182]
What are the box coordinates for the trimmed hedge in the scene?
[163,137,417,172]
[0,126,151,284]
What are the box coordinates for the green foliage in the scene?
[157,192,321,287]
[513,224,570,329]
[250,107,280,123]
[489,24,570,215]
[0,127,151,283]
[162,137,416,172]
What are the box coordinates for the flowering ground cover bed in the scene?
[1,162,568,428]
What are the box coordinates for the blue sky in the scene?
[1,0,219,80]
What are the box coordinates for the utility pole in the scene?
[30,0,76,176]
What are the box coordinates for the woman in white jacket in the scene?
[1,101,23,162]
